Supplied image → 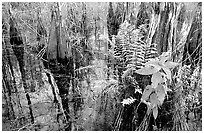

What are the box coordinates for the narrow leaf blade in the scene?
[153,107,158,119]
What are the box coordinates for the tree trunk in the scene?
[2,6,67,131]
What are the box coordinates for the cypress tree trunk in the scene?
[2,4,67,130]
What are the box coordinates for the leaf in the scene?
[149,93,159,108]
[156,85,166,105]
[141,85,152,101]
[145,58,160,67]
[135,65,160,75]
[153,106,158,119]
[151,72,163,88]
[164,61,179,69]
[146,103,152,114]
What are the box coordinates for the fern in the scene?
[114,20,158,79]
[115,21,144,70]
[145,43,158,62]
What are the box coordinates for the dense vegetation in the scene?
[2,2,202,131]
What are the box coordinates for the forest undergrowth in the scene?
[2,2,202,131]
